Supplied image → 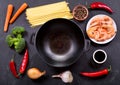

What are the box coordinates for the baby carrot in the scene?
[4,4,13,32]
[10,3,28,24]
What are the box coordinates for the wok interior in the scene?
[35,18,85,67]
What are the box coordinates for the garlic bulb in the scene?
[52,70,73,83]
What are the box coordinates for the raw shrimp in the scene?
[87,26,99,38]
[90,17,101,27]
[101,16,113,25]
[107,30,116,39]
[102,25,115,34]
[87,15,115,42]
[97,31,108,41]
[90,21,101,28]
[90,16,101,24]
[94,31,100,40]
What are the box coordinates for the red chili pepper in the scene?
[18,49,29,75]
[90,2,113,13]
[80,66,111,78]
[9,55,19,78]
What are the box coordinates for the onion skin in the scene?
[27,68,46,79]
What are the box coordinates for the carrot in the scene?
[10,3,28,24]
[4,4,13,32]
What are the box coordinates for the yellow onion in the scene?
[27,68,46,79]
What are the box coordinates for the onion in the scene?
[27,68,46,79]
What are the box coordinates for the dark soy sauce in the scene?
[95,51,105,62]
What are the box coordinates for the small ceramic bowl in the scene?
[93,49,107,64]
[72,4,89,21]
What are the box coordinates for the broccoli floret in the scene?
[14,38,26,53]
[6,35,26,53]
[6,35,15,47]
[6,26,26,53]
[16,34,22,39]
[11,26,25,37]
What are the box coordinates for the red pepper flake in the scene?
[90,2,113,13]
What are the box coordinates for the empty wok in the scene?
[35,18,90,67]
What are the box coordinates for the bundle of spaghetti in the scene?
[26,1,73,27]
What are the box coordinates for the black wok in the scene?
[35,18,90,67]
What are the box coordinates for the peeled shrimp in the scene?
[107,30,116,39]
[97,31,108,41]
[102,25,115,34]
[87,26,99,38]
[102,16,113,25]
[94,31,100,40]
[87,15,116,42]
[90,17,101,25]
[90,17,101,27]
[90,21,101,28]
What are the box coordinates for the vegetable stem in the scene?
[108,65,111,72]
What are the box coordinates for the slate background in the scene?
[0,0,120,85]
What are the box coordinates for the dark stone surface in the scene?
[0,0,120,85]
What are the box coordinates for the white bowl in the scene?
[93,49,107,64]
[86,14,117,44]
